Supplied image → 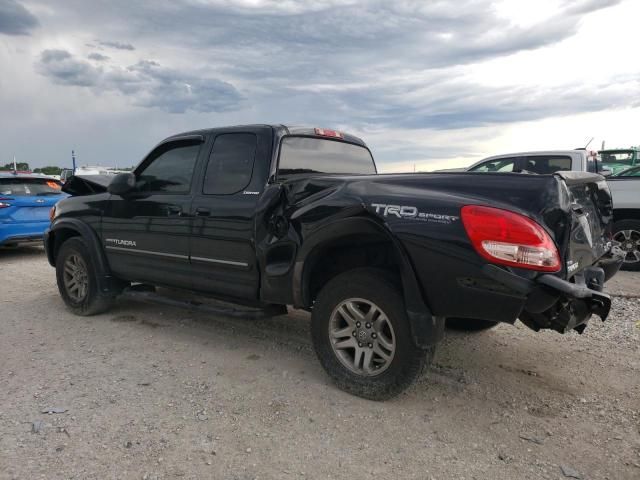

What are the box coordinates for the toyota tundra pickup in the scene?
[45,125,624,400]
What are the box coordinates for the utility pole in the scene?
[13,155,17,173]
[72,150,76,173]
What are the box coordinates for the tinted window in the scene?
[522,156,571,174]
[203,133,257,194]
[0,178,62,196]
[137,143,200,193]
[469,157,517,173]
[278,137,376,178]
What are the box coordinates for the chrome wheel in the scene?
[614,229,640,264]
[63,253,89,303]
[328,298,396,376]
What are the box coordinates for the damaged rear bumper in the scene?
[482,249,625,333]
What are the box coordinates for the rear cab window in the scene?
[0,178,62,196]
[277,136,376,180]
[522,156,572,174]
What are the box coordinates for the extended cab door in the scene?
[189,127,273,299]
[102,136,204,288]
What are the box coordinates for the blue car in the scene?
[0,173,67,247]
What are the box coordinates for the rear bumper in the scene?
[483,249,625,333]
[0,221,50,246]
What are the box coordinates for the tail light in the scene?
[0,197,12,209]
[461,205,561,272]
[49,205,56,222]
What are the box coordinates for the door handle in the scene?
[195,207,210,216]
[165,205,182,216]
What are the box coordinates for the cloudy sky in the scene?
[0,0,638,172]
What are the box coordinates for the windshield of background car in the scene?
[601,151,634,165]
[0,178,63,196]
[278,136,376,179]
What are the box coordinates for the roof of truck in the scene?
[164,124,367,147]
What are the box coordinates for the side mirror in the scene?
[108,172,136,195]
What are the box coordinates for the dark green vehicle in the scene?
[599,147,640,175]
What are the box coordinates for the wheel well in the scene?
[51,228,81,262]
[305,235,402,307]
[613,209,640,223]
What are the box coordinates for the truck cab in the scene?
[599,148,640,175]
[467,149,601,174]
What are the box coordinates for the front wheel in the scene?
[56,237,115,315]
[613,220,640,271]
[311,269,434,400]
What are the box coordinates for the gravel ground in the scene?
[1,246,639,480]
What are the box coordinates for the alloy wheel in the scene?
[614,229,640,264]
[63,253,89,302]
[328,298,396,376]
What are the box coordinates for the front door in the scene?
[189,128,271,299]
[102,137,203,289]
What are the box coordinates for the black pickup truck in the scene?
[45,125,624,399]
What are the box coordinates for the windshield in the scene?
[278,136,376,179]
[600,151,634,166]
[0,178,63,196]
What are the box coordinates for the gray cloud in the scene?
[37,49,100,87]
[283,73,640,130]
[88,52,110,62]
[98,40,135,51]
[36,50,242,113]
[0,0,38,35]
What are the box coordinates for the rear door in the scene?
[189,127,272,299]
[102,137,203,288]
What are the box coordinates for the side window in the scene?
[522,156,572,174]
[469,157,517,173]
[203,133,257,195]
[137,143,200,193]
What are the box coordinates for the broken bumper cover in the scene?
[482,249,624,333]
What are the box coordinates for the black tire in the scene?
[311,269,434,400]
[613,220,640,272]
[55,237,115,316]
[446,318,499,331]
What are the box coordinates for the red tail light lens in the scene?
[461,205,561,272]
[0,201,11,209]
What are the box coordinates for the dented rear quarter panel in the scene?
[279,171,614,323]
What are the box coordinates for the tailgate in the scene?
[555,172,613,276]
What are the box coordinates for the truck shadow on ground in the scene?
[101,292,581,404]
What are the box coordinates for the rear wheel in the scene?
[613,220,640,271]
[311,269,434,400]
[446,318,499,331]
[56,237,115,315]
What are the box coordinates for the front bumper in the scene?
[483,248,625,333]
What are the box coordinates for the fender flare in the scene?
[46,218,114,295]
[293,215,444,348]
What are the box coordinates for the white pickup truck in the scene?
[468,151,640,270]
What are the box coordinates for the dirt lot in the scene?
[1,246,639,480]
